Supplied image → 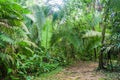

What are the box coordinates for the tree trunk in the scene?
[98,0,111,69]
[99,50,104,69]
[98,23,106,69]
[94,48,97,61]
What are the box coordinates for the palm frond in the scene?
[110,0,120,11]
[82,30,110,38]
[17,40,38,48]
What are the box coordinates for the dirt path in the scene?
[36,61,106,80]
[55,61,105,80]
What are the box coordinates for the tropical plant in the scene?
[98,0,120,70]
[0,0,32,79]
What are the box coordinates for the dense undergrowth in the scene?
[0,0,120,80]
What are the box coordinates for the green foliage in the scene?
[16,52,59,79]
[0,0,30,79]
[1,0,120,79]
[49,0,102,62]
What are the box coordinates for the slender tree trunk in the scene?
[94,48,97,61]
[46,24,49,52]
[98,0,111,69]
[118,51,120,65]
[98,23,106,69]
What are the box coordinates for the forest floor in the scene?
[35,61,107,80]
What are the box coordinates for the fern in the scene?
[0,34,14,44]
[0,0,30,79]
[0,53,15,66]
